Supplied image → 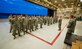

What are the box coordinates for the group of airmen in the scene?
[9,15,58,39]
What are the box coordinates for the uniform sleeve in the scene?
[67,20,73,28]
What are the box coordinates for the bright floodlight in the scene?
[62,0,65,1]
[80,0,82,2]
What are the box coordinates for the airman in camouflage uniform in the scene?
[28,17,34,32]
[67,15,76,34]
[39,17,43,28]
[25,16,29,33]
[58,16,62,31]
[9,15,14,33]
[55,16,58,23]
[43,17,46,25]
[35,17,38,30]
[12,15,21,39]
[50,17,53,25]
[47,17,50,26]
[53,16,56,24]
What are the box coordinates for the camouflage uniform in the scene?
[39,18,43,28]
[28,17,34,32]
[35,17,38,30]
[58,18,62,31]
[25,17,29,33]
[53,17,56,24]
[47,17,50,26]
[9,15,14,33]
[50,17,53,25]
[12,16,21,39]
[67,18,76,34]
[43,17,47,25]
[55,16,58,23]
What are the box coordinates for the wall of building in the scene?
[0,0,48,19]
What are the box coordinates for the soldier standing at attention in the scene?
[16,15,21,37]
[12,15,19,39]
[11,15,16,39]
[55,16,58,23]
[28,17,33,32]
[43,17,46,25]
[33,16,36,28]
[19,16,23,32]
[53,16,56,24]
[42,17,44,25]
[49,17,51,25]
[50,16,53,25]
[9,15,14,33]
[25,16,29,33]
[45,16,47,25]
[58,16,62,31]
[39,17,43,28]
[32,16,36,31]
[31,17,34,31]
[47,17,50,26]
[22,16,27,35]
[35,17,38,30]
[17,15,22,35]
